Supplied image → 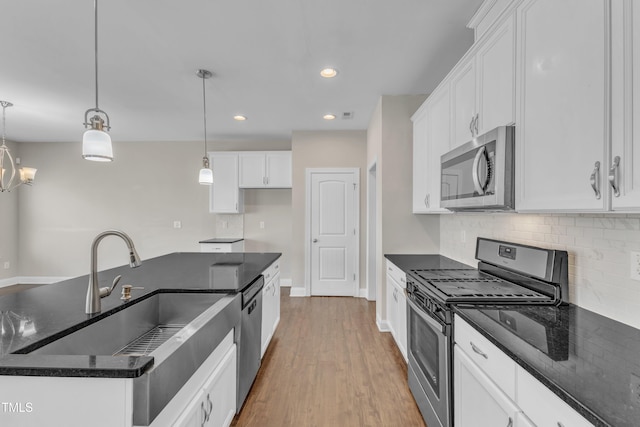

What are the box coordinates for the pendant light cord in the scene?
[202,74,208,157]
[94,0,100,110]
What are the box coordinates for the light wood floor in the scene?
[232,288,426,427]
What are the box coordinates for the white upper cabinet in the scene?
[611,0,640,210]
[239,151,292,188]
[210,152,244,214]
[413,85,451,213]
[451,59,478,147]
[475,14,516,135]
[450,13,516,148]
[515,0,608,212]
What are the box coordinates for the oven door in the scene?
[407,297,450,427]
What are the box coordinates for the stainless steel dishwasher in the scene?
[237,275,264,411]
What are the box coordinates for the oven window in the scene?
[409,309,440,397]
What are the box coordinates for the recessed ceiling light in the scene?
[323,114,336,120]
[320,68,338,78]
[233,115,247,121]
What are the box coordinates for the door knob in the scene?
[313,239,318,243]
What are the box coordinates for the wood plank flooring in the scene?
[232,288,426,427]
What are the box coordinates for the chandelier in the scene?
[0,101,36,192]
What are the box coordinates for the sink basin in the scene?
[31,292,241,425]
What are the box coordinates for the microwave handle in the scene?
[472,146,488,195]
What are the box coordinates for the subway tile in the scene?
[614,217,640,230]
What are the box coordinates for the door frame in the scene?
[304,168,360,297]
[366,160,377,301]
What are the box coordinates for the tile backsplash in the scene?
[441,213,640,330]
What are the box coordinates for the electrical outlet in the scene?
[222,220,228,229]
[173,221,182,229]
[259,221,265,229]
[3,261,9,270]
[630,373,640,405]
[630,252,640,281]
[460,230,466,243]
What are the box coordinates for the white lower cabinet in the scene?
[199,241,245,253]
[454,345,519,427]
[454,315,594,427]
[517,366,593,427]
[385,260,407,361]
[261,260,281,358]
[173,344,236,427]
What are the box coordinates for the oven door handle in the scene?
[406,294,446,334]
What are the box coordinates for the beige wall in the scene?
[367,95,441,324]
[15,139,292,281]
[0,140,20,280]
[290,130,368,291]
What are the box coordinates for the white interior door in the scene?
[308,169,358,296]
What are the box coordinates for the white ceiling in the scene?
[1,0,483,143]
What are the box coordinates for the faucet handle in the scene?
[99,275,122,298]
[120,285,144,302]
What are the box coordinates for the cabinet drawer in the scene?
[200,244,230,253]
[517,366,594,427]
[262,260,280,284]
[454,316,516,399]
[386,260,407,289]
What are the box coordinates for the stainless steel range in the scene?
[405,238,568,427]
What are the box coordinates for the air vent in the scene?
[342,111,354,120]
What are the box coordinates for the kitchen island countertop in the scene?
[0,252,280,378]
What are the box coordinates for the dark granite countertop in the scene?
[455,305,640,427]
[384,254,474,272]
[199,238,244,244]
[384,254,638,427]
[0,252,280,378]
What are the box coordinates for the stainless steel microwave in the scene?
[440,126,515,211]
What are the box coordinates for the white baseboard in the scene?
[377,315,390,332]
[289,286,307,297]
[358,288,368,298]
[280,278,292,288]
[0,276,70,288]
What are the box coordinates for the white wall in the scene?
[441,213,640,330]
[15,139,292,281]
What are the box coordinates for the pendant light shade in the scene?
[197,69,213,185]
[83,128,113,162]
[82,0,113,162]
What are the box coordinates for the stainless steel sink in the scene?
[31,292,241,425]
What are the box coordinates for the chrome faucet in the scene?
[85,230,142,314]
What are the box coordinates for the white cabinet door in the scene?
[475,13,516,135]
[426,86,452,212]
[394,280,407,362]
[385,273,397,337]
[515,412,535,427]
[210,153,243,213]
[239,153,266,188]
[265,152,292,188]
[412,104,430,213]
[515,0,608,212]
[454,345,520,427]
[611,0,640,210]
[272,270,281,333]
[412,86,451,213]
[239,151,292,188]
[202,345,237,427]
[261,280,272,358]
[172,389,206,427]
[450,59,477,148]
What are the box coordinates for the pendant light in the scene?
[82,0,112,162]
[197,69,213,185]
[0,101,37,192]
